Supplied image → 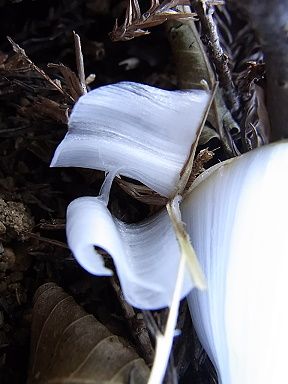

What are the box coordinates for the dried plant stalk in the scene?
[28,283,150,384]
[192,1,240,113]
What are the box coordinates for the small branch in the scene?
[27,232,69,249]
[192,1,240,113]
[73,32,87,95]
[110,276,155,366]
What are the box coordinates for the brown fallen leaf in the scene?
[28,282,150,384]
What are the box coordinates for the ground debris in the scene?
[0,198,34,240]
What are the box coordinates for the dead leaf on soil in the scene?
[28,282,150,384]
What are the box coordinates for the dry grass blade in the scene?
[147,255,186,384]
[176,81,217,196]
[28,282,150,384]
[110,0,195,41]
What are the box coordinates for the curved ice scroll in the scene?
[51,82,210,197]
[184,141,288,384]
[67,196,192,309]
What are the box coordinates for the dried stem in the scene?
[110,276,155,366]
[176,81,217,196]
[27,232,69,249]
[192,1,240,113]
[142,310,178,384]
[73,31,87,95]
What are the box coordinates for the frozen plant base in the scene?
[186,141,288,384]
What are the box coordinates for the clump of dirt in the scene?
[0,199,34,240]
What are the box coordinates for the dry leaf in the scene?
[199,126,220,145]
[28,282,150,384]
[48,63,84,101]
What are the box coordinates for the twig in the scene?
[192,1,240,113]
[110,276,155,366]
[7,36,75,102]
[73,32,87,95]
[27,232,69,249]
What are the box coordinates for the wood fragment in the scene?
[73,31,87,95]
